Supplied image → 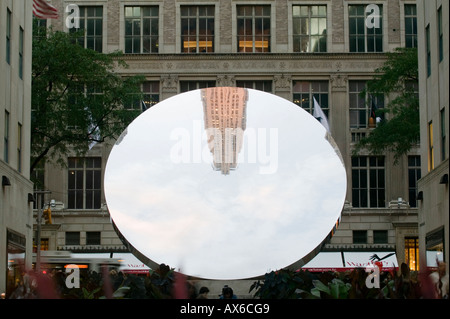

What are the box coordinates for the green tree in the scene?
[31,23,144,174]
[353,47,419,163]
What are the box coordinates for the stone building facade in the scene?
[34,0,424,283]
[417,0,449,274]
[1,0,34,297]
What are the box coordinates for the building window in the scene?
[293,81,329,117]
[17,123,22,172]
[353,230,367,244]
[349,4,383,52]
[33,18,47,38]
[68,157,102,209]
[441,109,446,161]
[438,7,443,62]
[293,5,327,52]
[349,81,366,128]
[125,6,159,54]
[70,6,103,52]
[236,80,272,93]
[352,156,386,208]
[6,8,11,64]
[4,111,9,163]
[426,25,431,77]
[86,232,101,245]
[349,81,384,129]
[373,230,388,244]
[428,121,434,171]
[126,81,160,111]
[181,6,214,53]
[405,237,419,271]
[408,156,421,208]
[237,5,271,52]
[19,27,24,79]
[404,4,417,48]
[65,232,80,245]
[180,81,215,93]
[143,81,160,109]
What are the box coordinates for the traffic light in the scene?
[43,207,52,224]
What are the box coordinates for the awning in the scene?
[301,251,398,272]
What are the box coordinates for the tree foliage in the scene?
[31,23,144,174]
[353,47,419,163]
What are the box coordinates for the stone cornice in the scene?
[116,52,388,75]
[118,52,389,61]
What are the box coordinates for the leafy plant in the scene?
[31,21,144,174]
[354,47,419,163]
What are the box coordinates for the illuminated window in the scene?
[125,6,159,53]
[181,6,214,53]
[237,5,271,52]
[404,4,417,48]
[349,5,383,52]
[293,5,327,52]
[428,121,434,171]
[405,237,419,271]
[293,81,329,117]
[70,6,103,52]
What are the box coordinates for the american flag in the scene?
[33,0,58,19]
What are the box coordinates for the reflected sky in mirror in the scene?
[105,87,347,280]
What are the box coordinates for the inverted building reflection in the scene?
[201,87,248,175]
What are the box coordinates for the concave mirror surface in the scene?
[105,87,346,280]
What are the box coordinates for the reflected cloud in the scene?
[104,88,347,280]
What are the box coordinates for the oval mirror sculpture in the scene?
[104,87,347,280]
